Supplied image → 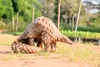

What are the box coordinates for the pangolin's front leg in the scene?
[36,39,43,49]
[29,37,34,46]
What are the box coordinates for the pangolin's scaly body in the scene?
[11,17,74,53]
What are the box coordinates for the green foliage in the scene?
[34,8,42,18]
[0,0,13,19]
[39,0,55,20]
[17,22,30,32]
[61,30,100,39]
[60,22,100,32]
[0,20,6,29]
[89,13,100,28]
[5,22,13,32]
[54,0,80,22]
[0,0,42,30]
[12,0,42,23]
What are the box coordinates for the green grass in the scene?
[0,34,18,46]
[0,34,100,66]
[56,43,100,66]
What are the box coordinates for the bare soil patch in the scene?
[0,45,93,67]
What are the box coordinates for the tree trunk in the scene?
[57,0,61,30]
[32,8,34,21]
[72,14,74,31]
[75,0,81,31]
[12,15,14,31]
[16,12,19,32]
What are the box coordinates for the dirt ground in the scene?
[0,45,94,67]
[0,33,100,67]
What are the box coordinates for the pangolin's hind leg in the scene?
[43,41,50,52]
[42,34,51,52]
[51,42,56,52]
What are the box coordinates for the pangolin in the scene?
[11,17,74,53]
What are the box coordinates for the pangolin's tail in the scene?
[59,34,74,45]
[11,41,41,54]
